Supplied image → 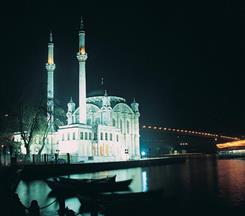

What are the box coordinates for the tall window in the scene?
[100,132,103,140]
[62,134,64,141]
[85,132,88,140]
[105,133,108,141]
[94,132,97,140]
[67,133,70,140]
[116,134,119,142]
[127,121,130,134]
[110,133,112,141]
[113,119,116,127]
[120,120,123,130]
[89,132,92,140]
[80,132,83,140]
[73,132,76,140]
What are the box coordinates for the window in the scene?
[80,132,83,140]
[94,132,97,140]
[62,134,64,141]
[67,133,70,140]
[100,132,103,140]
[85,132,88,140]
[105,133,108,141]
[110,133,112,141]
[127,121,130,134]
[116,135,119,142]
[89,132,92,140]
[73,132,76,140]
[120,120,123,130]
[113,119,116,127]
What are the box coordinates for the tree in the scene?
[18,103,41,161]
[16,100,66,159]
[37,103,66,155]
[0,113,20,156]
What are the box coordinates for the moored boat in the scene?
[45,178,132,194]
[57,175,116,185]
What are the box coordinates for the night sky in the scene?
[1,1,245,135]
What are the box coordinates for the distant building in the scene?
[14,18,140,161]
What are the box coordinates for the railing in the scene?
[0,153,97,166]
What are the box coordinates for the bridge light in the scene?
[148,126,152,129]
[158,127,162,130]
[164,128,167,130]
[142,125,146,128]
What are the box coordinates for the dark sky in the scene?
[1,0,245,135]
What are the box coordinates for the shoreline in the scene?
[19,156,186,180]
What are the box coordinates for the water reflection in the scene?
[217,159,245,207]
[15,158,245,215]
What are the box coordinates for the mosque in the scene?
[15,18,140,161]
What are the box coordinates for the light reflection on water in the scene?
[16,158,245,215]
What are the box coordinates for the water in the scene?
[16,157,245,215]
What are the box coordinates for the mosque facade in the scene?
[15,18,140,161]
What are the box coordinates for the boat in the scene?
[78,189,164,215]
[45,178,132,195]
[57,175,116,185]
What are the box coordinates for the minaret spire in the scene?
[49,31,53,42]
[77,17,88,124]
[80,16,84,31]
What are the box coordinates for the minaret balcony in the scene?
[77,52,88,62]
[46,63,56,70]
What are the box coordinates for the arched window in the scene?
[67,133,70,140]
[127,121,130,134]
[85,132,88,140]
[105,133,108,141]
[100,132,103,140]
[80,132,83,140]
[120,120,123,130]
[73,132,76,140]
[112,119,116,127]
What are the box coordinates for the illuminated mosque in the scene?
[16,18,140,161]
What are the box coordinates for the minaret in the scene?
[77,17,88,124]
[67,97,76,125]
[46,32,56,131]
[131,98,140,158]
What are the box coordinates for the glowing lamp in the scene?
[80,48,85,54]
